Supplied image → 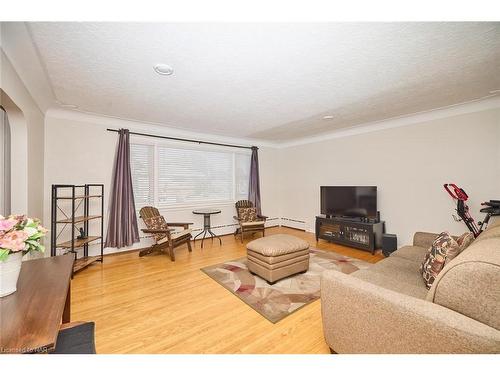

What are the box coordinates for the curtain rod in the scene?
[106,128,257,150]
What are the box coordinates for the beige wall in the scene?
[44,110,281,255]
[0,50,44,219]
[278,108,500,246]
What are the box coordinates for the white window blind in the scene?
[130,142,251,207]
[130,143,154,206]
[235,153,251,201]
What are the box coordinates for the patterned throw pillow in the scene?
[143,215,169,242]
[444,232,475,265]
[420,232,460,289]
[238,207,258,222]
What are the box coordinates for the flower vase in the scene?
[0,252,23,297]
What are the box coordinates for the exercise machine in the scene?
[443,183,500,238]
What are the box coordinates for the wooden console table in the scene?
[0,254,74,354]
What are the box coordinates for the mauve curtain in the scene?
[248,146,262,215]
[105,129,140,248]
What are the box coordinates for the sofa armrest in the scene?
[413,232,440,248]
[320,270,500,353]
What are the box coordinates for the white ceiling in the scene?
[26,22,500,141]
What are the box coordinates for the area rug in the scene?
[201,248,370,323]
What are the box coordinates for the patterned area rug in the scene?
[201,248,370,323]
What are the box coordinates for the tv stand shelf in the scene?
[315,216,385,254]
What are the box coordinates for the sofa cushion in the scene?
[391,245,428,263]
[420,232,459,289]
[474,224,500,242]
[427,237,500,330]
[486,218,500,229]
[413,232,440,248]
[352,256,428,299]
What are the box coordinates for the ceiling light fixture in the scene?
[154,63,174,76]
[322,115,334,120]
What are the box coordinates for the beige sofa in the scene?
[320,220,500,353]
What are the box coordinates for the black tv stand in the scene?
[315,215,385,254]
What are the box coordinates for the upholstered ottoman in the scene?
[246,234,310,284]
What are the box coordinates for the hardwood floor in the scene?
[71,226,383,354]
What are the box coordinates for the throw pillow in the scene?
[444,232,475,265]
[238,207,257,222]
[420,231,460,289]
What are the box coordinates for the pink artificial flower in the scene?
[0,218,18,232]
[0,230,29,252]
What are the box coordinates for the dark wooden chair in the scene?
[138,206,193,261]
[233,200,268,243]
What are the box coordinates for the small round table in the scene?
[192,209,222,248]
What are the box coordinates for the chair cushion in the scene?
[171,229,192,240]
[238,207,257,222]
[420,232,460,289]
[143,215,169,242]
[241,221,265,227]
[157,229,192,244]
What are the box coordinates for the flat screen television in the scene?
[320,186,377,218]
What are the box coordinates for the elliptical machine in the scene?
[444,183,500,238]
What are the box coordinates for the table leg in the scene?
[208,229,222,246]
[63,283,71,323]
[193,230,204,242]
[201,229,208,248]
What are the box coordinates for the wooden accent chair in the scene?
[138,206,193,261]
[233,200,268,243]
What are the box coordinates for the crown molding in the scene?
[276,96,500,148]
[45,106,279,149]
[46,95,500,151]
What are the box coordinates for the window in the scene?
[130,142,251,207]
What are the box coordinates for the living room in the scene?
[1,1,499,372]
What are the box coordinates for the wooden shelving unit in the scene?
[57,236,102,249]
[50,184,104,274]
[56,215,102,224]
